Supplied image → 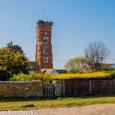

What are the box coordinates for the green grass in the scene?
[1,94,115,110]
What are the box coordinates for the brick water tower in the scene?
[36,20,53,69]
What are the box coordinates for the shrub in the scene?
[10,72,52,83]
[50,72,111,80]
[10,72,112,83]
[88,70,92,73]
[10,73,27,81]
[102,67,114,71]
[104,70,115,76]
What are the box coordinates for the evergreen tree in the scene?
[0,47,30,81]
[7,41,24,54]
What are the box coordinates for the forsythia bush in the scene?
[10,72,112,83]
[50,72,111,80]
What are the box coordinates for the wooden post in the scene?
[89,80,92,94]
[114,79,115,90]
[63,80,65,98]
[53,84,55,96]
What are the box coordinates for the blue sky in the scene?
[0,0,115,69]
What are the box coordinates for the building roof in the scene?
[41,69,54,74]
[56,69,67,74]
[102,63,114,67]
[110,64,115,69]
[82,64,93,69]
[82,63,114,70]
[28,62,40,72]
[82,64,87,69]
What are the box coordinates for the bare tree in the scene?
[85,41,110,69]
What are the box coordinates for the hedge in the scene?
[9,72,113,83]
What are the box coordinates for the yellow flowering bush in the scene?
[10,72,112,83]
[50,72,111,80]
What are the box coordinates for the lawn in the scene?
[1,94,115,110]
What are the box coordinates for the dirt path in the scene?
[2,104,115,115]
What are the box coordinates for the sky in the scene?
[0,0,115,69]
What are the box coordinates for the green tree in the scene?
[64,57,90,73]
[7,41,24,54]
[0,47,30,81]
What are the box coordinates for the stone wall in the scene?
[0,81,42,97]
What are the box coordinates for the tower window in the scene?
[43,48,48,53]
[43,37,49,44]
[44,39,48,44]
[43,57,48,63]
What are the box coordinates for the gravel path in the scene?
[33,104,115,115]
[1,104,115,115]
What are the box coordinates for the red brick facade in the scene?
[36,20,53,69]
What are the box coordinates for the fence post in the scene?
[114,79,115,90]
[89,80,92,94]
[63,80,65,98]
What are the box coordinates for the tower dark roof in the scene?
[37,20,44,24]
